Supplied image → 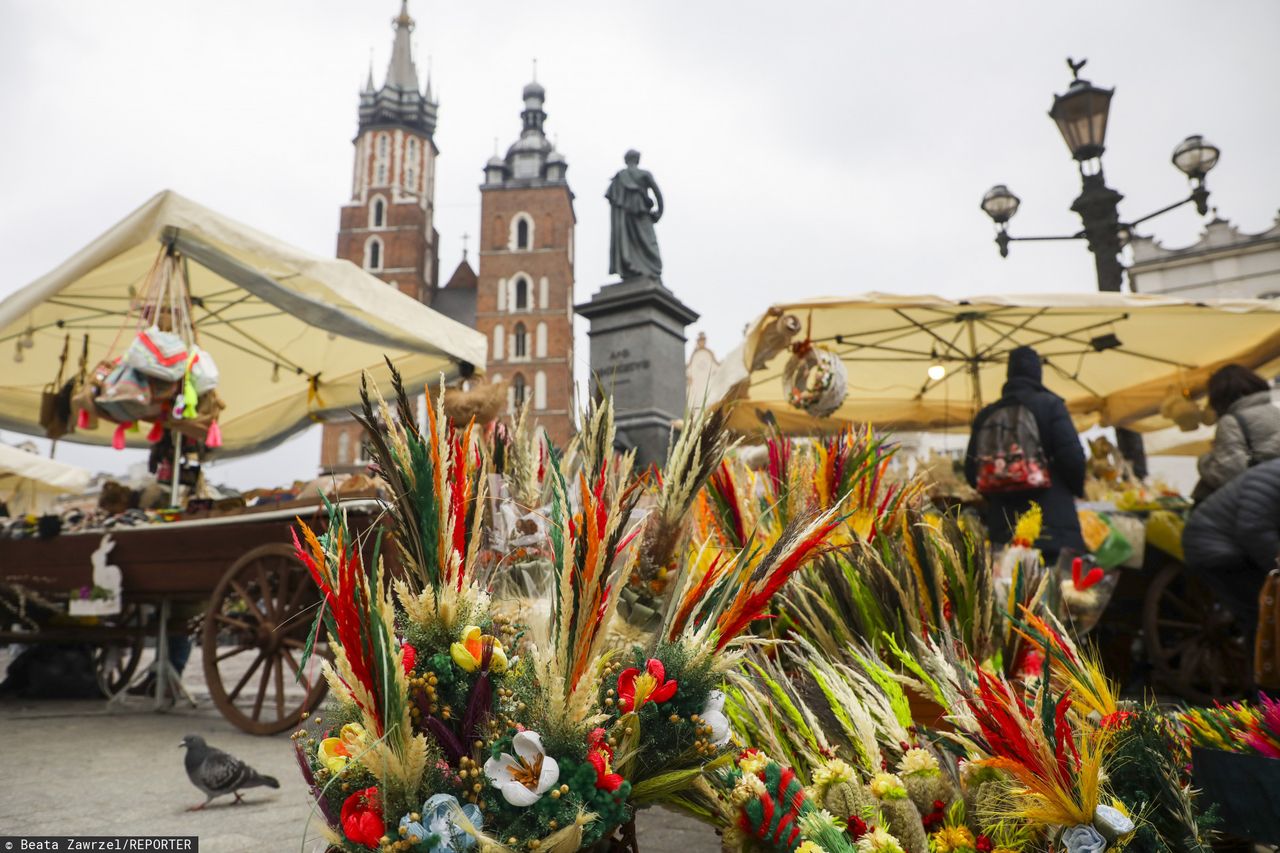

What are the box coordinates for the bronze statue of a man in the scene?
[605,150,664,281]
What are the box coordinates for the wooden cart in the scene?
[0,499,386,734]
[1078,507,1253,705]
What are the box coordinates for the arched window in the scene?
[370,197,386,229]
[405,138,417,189]
[513,277,529,311]
[534,371,547,410]
[337,431,351,465]
[492,325,505,360]
[534,322,547,358]
[365,237,383,271]
[510,213,534,251]
[513,322,528,359]
[512,373,527,409]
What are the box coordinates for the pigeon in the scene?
[179,734,279,810]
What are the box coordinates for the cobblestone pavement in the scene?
[0,646,718,852]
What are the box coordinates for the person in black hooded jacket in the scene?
[964,345,1086,561]
[1183,456,1280,638]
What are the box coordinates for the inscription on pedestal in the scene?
[604,348,652,387]
[577,278,699,467]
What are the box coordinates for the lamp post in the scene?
[981,58,1220,475]
[982,58,1219,290]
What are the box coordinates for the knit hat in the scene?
[1007,346,1042,383]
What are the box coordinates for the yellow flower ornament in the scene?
[450,625,508,673]
[317,722,367,774]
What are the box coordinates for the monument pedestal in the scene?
[575,276,699,468]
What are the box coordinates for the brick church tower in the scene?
[321,0,440,473]
[476,81,577,448]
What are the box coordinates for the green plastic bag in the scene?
[1092,514,1133,570]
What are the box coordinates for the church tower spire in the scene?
[385,1,418,91]
[357,0,438,136]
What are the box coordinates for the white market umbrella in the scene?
[0,443,91,515]
[705,291,1280,436]
[0,190,486,457]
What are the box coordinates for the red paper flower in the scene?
[1099,710,1136,730]
[617,658,678,713]
[1017,648,1045,677]
[976,835,993,852]
[922,798,947,830]
[846,815,869,840]
[401,642,417,675]
[587,727,624,792]
[340,786,384,848]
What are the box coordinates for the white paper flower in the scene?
[1061,824,1107,853]
[1094,804,1136,837]
[897,747,939,776]
[701,690,733,747]
[483,730,560,807]
[856,826,906,853]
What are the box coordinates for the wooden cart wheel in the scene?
[1143,561,1250,704]
[202,543,328,735]
[93,603,145,695]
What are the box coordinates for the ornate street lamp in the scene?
[979,57,1223,476]
[1049,59,1114,165]
[981,58,1220,292]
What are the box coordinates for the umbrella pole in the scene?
[169,427,181,508]
[966,317,983,410]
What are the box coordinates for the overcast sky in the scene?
[1,0,1277,489]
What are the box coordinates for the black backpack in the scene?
[973,401,1052,494]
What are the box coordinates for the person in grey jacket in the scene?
[1193,364,1280,500]
[1184,456,1280,638]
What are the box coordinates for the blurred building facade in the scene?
[1128,210,1280,299]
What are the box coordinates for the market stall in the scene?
[0,443,91,515]
[700,292,1280,701]
[703,291,1280,435]
[0,189,485,455]
[0,190,487,731]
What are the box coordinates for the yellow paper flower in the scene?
[340,722,366,750]
[317,721,367,774]
[450,625,508,673]
[931,826,976,853]
[1012,502,1042,547]
[738,751,769,776]
[812,757,858,790]
[869,771,907,799]
[795,843,823,853]
[317,737,350,774]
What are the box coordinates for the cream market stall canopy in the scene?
[0,191,486,456]
[704,292,1280,436]
[0,443,91,514]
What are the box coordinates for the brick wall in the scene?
[476,183,577,448]
[321,125,438,473]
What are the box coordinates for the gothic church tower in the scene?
[322,0,439,473]
[477,81,577,448]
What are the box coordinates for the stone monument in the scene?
[576,151,698,467]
